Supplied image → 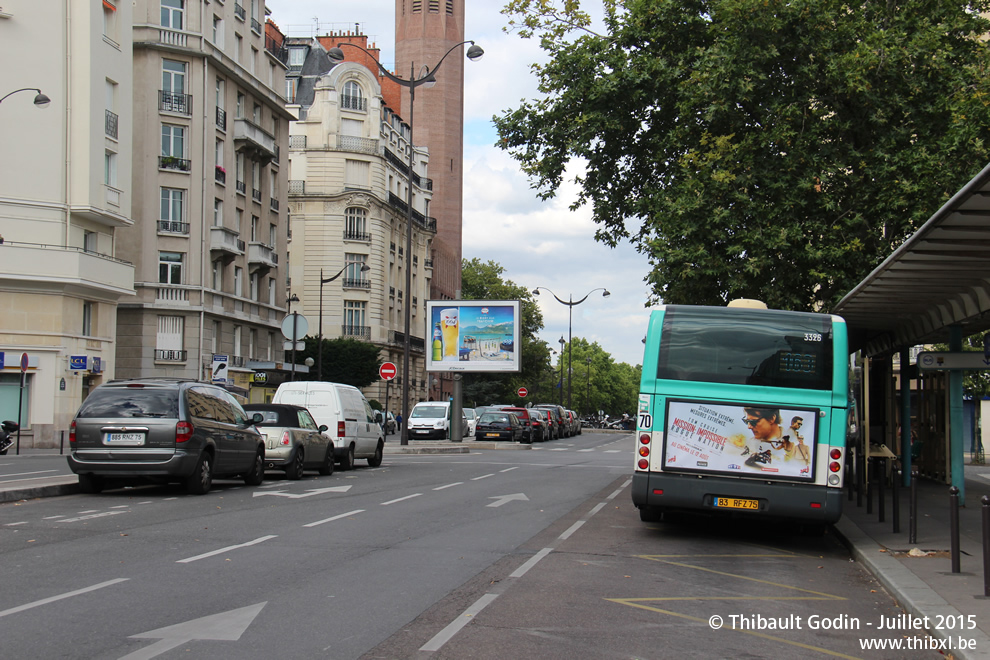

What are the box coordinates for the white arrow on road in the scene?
[487,493,529,508]
[253,485,352,499]
[121,602,266,660]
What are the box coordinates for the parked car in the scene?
[566,410,582,436]
[529,408,550,441]
[243,403,332,479]
[500,406,544,443]
[68,378,266,495]
[463,407,478,437]
[474,411,523,442]
[272,381,384,469]
[374,410,397,435]
[407,401,468,440]
[533,404,566,439]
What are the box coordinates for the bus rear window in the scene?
[656,306,833,390]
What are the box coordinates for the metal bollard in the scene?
[878,458,886,523]
[60,429,64,455]
[909,467,918,545]
[983,496,990,597]
[892,464,900,534]
[950,486,961,574]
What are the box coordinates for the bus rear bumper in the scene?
[632,471,842,523]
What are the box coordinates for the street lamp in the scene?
[317,263,371,381]
[558,336,566,407]
[586,356,593,417]
[329,39,483,445]
[533,287,610,410]
[287,294,300,381]
[0,88,51,108]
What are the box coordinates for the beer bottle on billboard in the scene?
[432,323,443,361]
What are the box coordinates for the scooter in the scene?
[0,420,19,455]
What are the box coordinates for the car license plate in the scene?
[104,432,145,446]
[485,433,500,438]
[714,497,759,510]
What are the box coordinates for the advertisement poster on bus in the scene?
[425,300,521,373]
[661,399,818,481]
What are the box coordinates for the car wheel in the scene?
[243,451,265,486]
[186,452,213,495]
[78,473,104,494]
[367,441,384,468]
[318,446,335,476]
[339,444,355,471]
[285,447,304,480]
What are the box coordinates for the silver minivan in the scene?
[272,382,384,469]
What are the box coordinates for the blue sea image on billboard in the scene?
[448,305,515,362]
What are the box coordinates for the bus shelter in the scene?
[832,161,990,505]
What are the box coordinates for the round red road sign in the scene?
[380,362,397,380]
[517,387,528,398]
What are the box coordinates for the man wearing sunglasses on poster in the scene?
[740,407,784,466]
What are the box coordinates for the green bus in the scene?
[632,302,849,525]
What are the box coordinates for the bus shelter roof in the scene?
[833,161,990,357]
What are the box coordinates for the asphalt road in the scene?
[0,433,939,659]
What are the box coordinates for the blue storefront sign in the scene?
[69,355,88,371]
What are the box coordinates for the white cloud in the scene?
[268,0,655,366]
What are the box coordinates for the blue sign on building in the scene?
[69,355,88,371]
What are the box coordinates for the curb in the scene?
[0,480,79,504]
[833,518,990,660]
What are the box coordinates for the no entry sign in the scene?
[517,387,528,398]
[380,362,397,380]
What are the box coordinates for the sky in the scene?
[266,0,655,367]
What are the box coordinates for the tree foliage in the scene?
[290,336,382,388]
[496,0,990,310]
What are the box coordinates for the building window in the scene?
[345,207,367,238]
[341,81,365,111]
[104,150,117,187]
[161,187,185,222]
[212,260,223,290]
[84,231,98,253]
[162,59,186,95]
[345,253,367,282]
[161,124,185,162]
[214,198,223,226]
[269,223,277,247]
[234,266,243,297]
[288,47,305,68]
[212,15,224,48]
[161,0,184,30]
[345,159,370,189]
[250,46,258,74]
[268,277,276,306]
[236,92,244,118]
[157,315,185,356]
[285,78,297,103]
[159,251,184,284]
[344,301,367,331]
[267,331,275,360]
[103,1,118,43]
[82,301,94,337]
[249,329,257,358]
[212,320,222,353]
[233,325,242,358]
[251,215,259,241]
[250,273,259,300]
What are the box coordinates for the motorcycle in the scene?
[0,420,19,455]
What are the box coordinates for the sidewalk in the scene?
[833,461,990,660]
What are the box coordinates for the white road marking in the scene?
[5,521,27,527]
[61,511,129,523]
[433,482,463,490]
[419,593,500,652]
[0,578,129,618]
[176,535,277,563]
[471,473,494,480]
[303,509,365,528]
[380,493,422,505]
[487,493,529,508]
[509,547,553,578]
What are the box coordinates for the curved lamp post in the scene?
[318,263,371,381]
[329,40,483,445]
[287,294,300,381]
[534,287,610,410]
[558,336,566,407]
[0,88,51,108]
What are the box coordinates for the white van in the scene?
[407,401,470,440]
[272,382,384,469]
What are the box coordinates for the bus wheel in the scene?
[639,507,664,523]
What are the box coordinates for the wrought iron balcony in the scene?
[251,17,261,34]
[343,230,371,242]
[336,134,378,155]
[216,107,226,130]
[159,90,192,115]
[343,278,371,289]
[234,3,245,21]
[236,180,246,195]
[388,192,438,232]
[288,180,305,194]
[340,94,367,112]
[105,110,118,139]
[155,349,187,361]
[157,220,190,234]
[215,166,226,184]
[265,35,288,64]
[159,155,192,172]
[270,198,279,211]
[342,325,371,339]
[252,188,262,203]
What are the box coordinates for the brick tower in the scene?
[395,0,466,302]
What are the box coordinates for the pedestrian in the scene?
[396,412,402,431]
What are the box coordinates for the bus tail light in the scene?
[829,461,841,473]
[639,446,650,457]
[637,458,649,470]
[639,434,650,444]
[829,448,842,460]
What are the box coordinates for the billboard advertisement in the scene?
[661,399,818,481]
[425,300,521,373]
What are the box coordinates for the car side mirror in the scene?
[250,412,264,425]
[318,424,328,433]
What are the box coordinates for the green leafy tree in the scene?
[289,336,382,389]
[496,0,990,310]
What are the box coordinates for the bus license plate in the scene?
[104,432,145,446]
[714,497,758,510]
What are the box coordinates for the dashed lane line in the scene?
[176,535,278,564]
[0,578,129,618]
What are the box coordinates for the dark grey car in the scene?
[68,379,266,495]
